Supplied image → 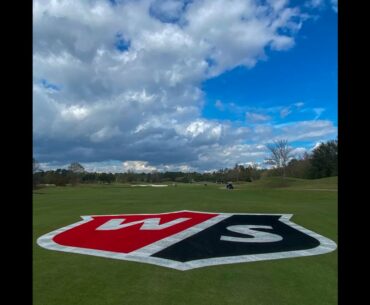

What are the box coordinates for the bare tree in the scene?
[33,158,43,189]
[33,158,40,174]
[67,162,85,186]
[265,139,293,178]
[68,162,85,173]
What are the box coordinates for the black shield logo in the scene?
[37,211,337,270]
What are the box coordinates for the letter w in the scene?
[96,218,190,231]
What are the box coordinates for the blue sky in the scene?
[33,0,337,173]
[202,6,337,126]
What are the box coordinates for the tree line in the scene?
[265,139,338,179]
[33,162,262,187]
[33,139,337,188]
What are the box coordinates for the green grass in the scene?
[33,178,337,305]
[238,176,338,190]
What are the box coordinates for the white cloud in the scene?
[280,102,308,118]
[90,126,122,143]
[122,161,157,173]
[279,107,291,118]
[268,0,289,12]
[61,105,90,120]
[291,147,308,158]
[275,120,336,142]
[33,0,335,172]
[149,0,186,23]
[215,100,224,111]
[304,0,338,13]
[246,112,271,123]
[294,102,304,108]
[313,107,325,119]
[331,0,338,13]
[185,120,222,139]
[305,0,324,8]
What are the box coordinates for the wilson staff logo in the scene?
[37,210,337,270]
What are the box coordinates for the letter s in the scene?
[220,225,283,243]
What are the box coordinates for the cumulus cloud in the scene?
[149,0,187,23]
[122,161,157,173]
[33,0,336,172]
[291,147,309,158]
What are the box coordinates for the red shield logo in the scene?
[37,210,336,270]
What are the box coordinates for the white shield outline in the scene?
[37,210,337,271]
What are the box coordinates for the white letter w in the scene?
[96,218,190,231]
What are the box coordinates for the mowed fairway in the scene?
[33,177,337,305]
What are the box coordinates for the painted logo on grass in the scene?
[37,211,337,271]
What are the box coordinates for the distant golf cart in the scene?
[226,182,234,190]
